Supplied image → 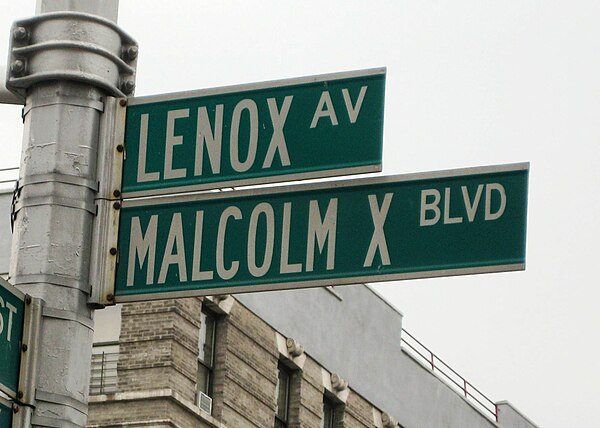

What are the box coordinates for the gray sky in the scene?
[2,1,600,427]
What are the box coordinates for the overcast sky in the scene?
[2,2,600,427]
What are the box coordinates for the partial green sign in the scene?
[0,396,13,427]
[0,278,25,399]
[123,68,385,197]
[115,163,529,302]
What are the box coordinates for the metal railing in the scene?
[89,352,119,395]
[0,167,18,186]
[400,328,499,422]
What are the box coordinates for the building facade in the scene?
[86,285,537,428]
[88,295,397,428]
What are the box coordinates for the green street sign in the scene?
[0,278,25,399]
[115,163,529,302]
[122,68,385,198]
[0,396,14,427]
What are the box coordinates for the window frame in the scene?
[321,391,345,428]
[197,308,217,398]
[274,363,291,428]
[322,394,337,428]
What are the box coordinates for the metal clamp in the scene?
[35,390,87,415]
[13,195,96,215]
[12,274,90,293]
[17,296,44,407]
[95,96,126,201]
[10,180,20,232]
[42,307,94,330]
[87,199,120,307]
[6,11,138,101]
[16,174,99,192]
[88,97,125,307]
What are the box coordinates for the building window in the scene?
[321,395,337,428]
[274,363,290,428]
[197,309,216,398]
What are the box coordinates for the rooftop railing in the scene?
[89,352,119,395]
[0,167,18,188]
[400,328,499,422]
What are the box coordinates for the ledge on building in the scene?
[496,401,540,428]
[89,388,226,428]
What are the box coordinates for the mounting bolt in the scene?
[10,59,26,76]
[123,45,139,61]
[12,404,19,414]
[21,344,28,352]
[116,144,124,153]
[109,247,117,256]
[13,26,28,42]
[119,98,127,107]
[121,78,135,95]
[106,294,115,302]
[113,189,121,198]
[17,391,24,399]
[25,296,32,305]
[113,201,121,210]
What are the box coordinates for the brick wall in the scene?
[211,300,279,427]
[88,297,396,428]
[117,298,200,403]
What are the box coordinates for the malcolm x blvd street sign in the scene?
[115,163,529,302]
[0,277,25,399]
[122,68,385,198]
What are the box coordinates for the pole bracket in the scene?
[17,296,43,407]
[6,11,138,102]
[88,97,125,307]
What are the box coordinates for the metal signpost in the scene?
[0,278,25,399]
[115,163,528,302]
[122,68,385,198]
[5,0,135,425]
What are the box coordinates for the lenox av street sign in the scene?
[115,163,529,302]
[122,68,385,198]
[0,278,25,399]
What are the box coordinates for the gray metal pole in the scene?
[6,1,135,426]
[36,0,119,22]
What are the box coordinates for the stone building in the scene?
[89,294,386,428]
[85,284,538,428]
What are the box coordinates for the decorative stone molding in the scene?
[286,337,304,357]
[275,333,306,369]
[321,369,350,403]
[330,373,348,392]
[381,411,398,428]
[202,295,234,315]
